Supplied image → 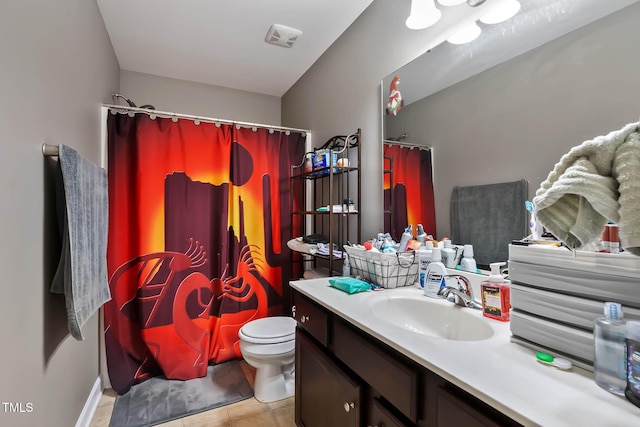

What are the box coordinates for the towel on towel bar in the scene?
[533,122,640,254]
[51,144,110,340]
[451,179,528,267]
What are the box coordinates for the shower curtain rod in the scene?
[383,140,432,151]
[42,105,312,157]
[103,104,311,134]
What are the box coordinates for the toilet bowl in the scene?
[238,316,296,403]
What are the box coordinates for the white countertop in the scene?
[290,278,640,427]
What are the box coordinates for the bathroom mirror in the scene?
[381,0,640,266]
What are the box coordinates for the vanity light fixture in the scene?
[437,0,467,6]
[446,21,482,44]
[406,0,442,30]
[480,0,521,25]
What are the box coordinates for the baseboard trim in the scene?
[75,376,102,427]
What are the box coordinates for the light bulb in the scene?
[437,0,467,6]
[446,21,482,44]
[480,0,521,25]
[406,0,442,30]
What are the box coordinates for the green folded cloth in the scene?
[329,277,371,294]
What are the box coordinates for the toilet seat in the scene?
[239,316,296,344]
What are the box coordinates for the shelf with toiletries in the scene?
[290,129,361,277]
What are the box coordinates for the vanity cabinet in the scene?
[292,288,522,427]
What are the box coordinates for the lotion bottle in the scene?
[480,262,511,322]
[460,244,477,273]
[417,240,433,288]
[424,248,447,298]
[594,302,626,395]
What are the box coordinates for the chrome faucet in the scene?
[437,275,481,309]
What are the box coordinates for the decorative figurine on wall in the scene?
[386,76,403,116]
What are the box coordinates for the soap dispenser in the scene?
[459,244,477,273]
[480,262,511,322]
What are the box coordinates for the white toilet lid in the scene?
[240,316,296,344]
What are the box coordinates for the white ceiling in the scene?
[96,0,374,97]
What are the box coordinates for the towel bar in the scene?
[42,144,59,157]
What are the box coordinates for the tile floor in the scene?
[90,361,295,427]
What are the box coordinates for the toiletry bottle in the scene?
[480,262,511,322]
[417,241,433,288]
[607,223,620,254]
[424,248,447,298]
[441,239,456,269]
[460,244,477,273]
[416,224,427,246]
[398,225,413,252]
[594,302,626,395]
[342,253,351,277]
[626,321,640,408]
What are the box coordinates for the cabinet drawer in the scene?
[368,397,407,427]
[292,291,328,346]
[333,319,418,422]
[435,386,520,427]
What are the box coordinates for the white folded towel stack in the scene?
[533,122,640,255]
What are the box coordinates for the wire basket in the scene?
[343,245,419,288]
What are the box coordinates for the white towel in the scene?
[533,122,640,254]
[51,144,111,340]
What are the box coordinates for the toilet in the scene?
[238,316,296,403]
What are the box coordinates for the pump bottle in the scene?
[480,262,510,322]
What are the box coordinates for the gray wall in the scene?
[120,70,282,125]
[282,0,640,241]
[0,1,119,426]
[282,0,468,239]
[385,3,640,239]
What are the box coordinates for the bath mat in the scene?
[109,360,253,427]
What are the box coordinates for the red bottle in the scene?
[480,262,511,322]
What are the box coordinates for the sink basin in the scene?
[370,296,494,341]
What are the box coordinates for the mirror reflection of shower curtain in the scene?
[384,143,436,241]
[104,112,306,394]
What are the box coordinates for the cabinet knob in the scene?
[343,401,355,412]
[291,305,296,317]
[300,315,310,323]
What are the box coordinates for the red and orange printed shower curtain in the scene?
[104,112,305,394]
[384,144,436,240]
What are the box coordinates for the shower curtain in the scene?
[384,143,436,240]
[104,112,306,394]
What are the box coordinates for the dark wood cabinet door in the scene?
[435,386,517,427]
[295,328,361,427]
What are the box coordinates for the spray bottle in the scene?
[398,225,413,252]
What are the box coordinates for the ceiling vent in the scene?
[265,24,302,48]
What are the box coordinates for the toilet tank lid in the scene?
[241,316,296,340]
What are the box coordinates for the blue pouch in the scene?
[329,277,371,294]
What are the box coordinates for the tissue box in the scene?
[312,149,338,176]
